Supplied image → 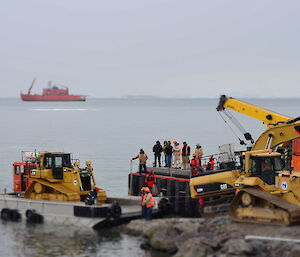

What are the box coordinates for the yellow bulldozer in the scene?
[190,95,300,224]
[24,152,107,203]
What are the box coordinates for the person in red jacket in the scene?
[206,155,215,171]
[145,170,157,193]
[190,153,201,177]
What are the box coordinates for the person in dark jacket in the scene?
[163,141,168,167]
[152,141,163,167]
[164,141,173,168]
[182,141,191,170]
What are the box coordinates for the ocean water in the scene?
[0,97,299,256]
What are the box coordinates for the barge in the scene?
[128,144,242,216]
[0,151,156,229]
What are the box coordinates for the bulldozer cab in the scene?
[249,154,284,185]
[44,153,71,180]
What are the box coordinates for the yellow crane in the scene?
[190,96,300,224]
[217,95,290,127]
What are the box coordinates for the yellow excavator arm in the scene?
[217,95,291,127]
[253,123,300,150]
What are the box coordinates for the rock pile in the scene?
[123,215,300,257]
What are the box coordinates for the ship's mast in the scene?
[28,78,36,94]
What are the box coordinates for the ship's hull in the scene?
[21,94,86,101]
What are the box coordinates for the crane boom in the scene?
[217,95,291,127]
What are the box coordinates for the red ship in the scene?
[21,78,86,101]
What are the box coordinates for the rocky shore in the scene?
[122,215,300,257]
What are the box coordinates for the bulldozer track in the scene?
[25,180,80,201]
[229,187,300,225]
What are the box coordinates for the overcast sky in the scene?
[1,0,300,98]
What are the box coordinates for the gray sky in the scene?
[1,0,300,98]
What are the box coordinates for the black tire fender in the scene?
[158,198,170,215]
[26,209,36,219]
[31,213,44,224]
[110,201,122,220]
[9,209,21,222]
[26,209,43,224]
[1,208,10,221]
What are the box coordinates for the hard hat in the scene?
[144,187,150,192]
[192,153,197,157]
[173,140,177,143]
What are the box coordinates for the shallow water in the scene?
[0,221,147,257]
[0,97,299,256]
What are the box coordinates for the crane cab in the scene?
[247,152,284,185]
[233,150,286,188]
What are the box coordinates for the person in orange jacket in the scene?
[142,187,155,220]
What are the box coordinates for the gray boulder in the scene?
[290,244,300,257]
[223,239,253,255]
[174,238,211,257]
[149,226,180,253]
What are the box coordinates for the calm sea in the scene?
[0,97,299,256]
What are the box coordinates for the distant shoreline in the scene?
[2,96,300,100]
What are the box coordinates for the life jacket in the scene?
[146,193,155,208]
[191,158,200,176]
[191,158,200,167]
[145,173,156,188]
[208,158,215,170]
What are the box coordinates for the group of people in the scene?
[152,140,204,170]
[132,142,215,177]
